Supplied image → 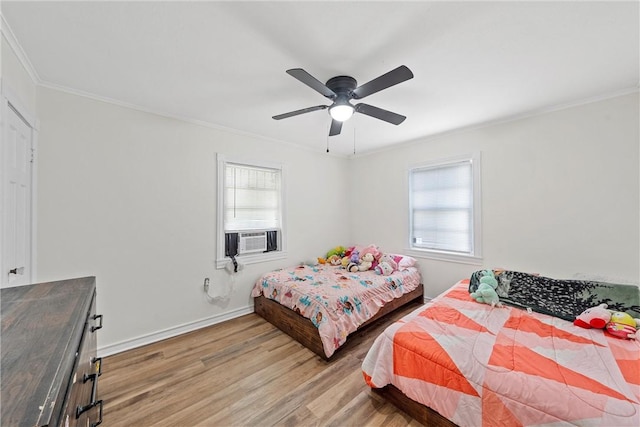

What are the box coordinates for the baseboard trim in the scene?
[98,305,254,357]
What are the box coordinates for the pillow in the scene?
[388,254,417,270]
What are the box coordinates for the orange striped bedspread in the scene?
[362,280,640,426]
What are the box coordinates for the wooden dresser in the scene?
[1,277,103,427]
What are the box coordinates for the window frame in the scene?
[407,152,483,265]
[216,153,287,269]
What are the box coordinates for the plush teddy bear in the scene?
[358,252,374,271]
[360,244,381,268]
[574,303,611,329]
[470,270,502,307]
[374,254,398,276]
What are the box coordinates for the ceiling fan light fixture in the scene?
[329,103,354,122]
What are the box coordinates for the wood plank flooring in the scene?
[100,301,425,426]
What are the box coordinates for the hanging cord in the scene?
[203,277,232,303]
[326,122,330,153]
[353,127,356,155]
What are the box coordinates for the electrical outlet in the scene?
[204,278,210,291]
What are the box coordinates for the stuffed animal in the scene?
[326,254,342,266]
[358,252,374,271]
[360,244,381,268]
[375,262,393,276]
[326,246,346,259]
[375,254,398,276]
[360,244,380,258]
[605,311,640,339]
[470,270,502,307]
[350,250,360,264]
[346,262,359,273]
[574,304,611,329]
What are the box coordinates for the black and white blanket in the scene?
[469,270,640,321]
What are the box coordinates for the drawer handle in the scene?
[91,314,103,332]
[77,371,101,419]
[91,400,103,427]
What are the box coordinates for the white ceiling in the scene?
[2,1,639,156]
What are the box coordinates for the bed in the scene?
[362,273,640,426]
[251,262,423,360]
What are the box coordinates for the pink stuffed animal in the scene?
[574,303,611,329]
[359,244,381,268]
[374,254,398,276]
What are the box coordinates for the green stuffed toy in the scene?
[470,270,502,307]
[326,246,346,259]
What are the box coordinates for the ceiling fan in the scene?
[273,65,414,137]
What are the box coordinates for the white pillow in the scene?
[389,254,417,270]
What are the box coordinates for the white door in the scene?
[2,103,33,288]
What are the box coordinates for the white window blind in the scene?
[410,160,474,254]
[224,163,281,231]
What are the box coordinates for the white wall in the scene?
[1,36,37,114]
[35,87,350,354]
[350,93,640,298]
[6,24,639,353]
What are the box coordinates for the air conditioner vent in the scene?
[238,232,267,254]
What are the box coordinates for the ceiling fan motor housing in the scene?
[326,76,358,98]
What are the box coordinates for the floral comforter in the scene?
[362,280,640,426]
[251,264,422,358]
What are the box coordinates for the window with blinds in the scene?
[409,154,481,258]
[224,163,281,231]
[216,154,286,267]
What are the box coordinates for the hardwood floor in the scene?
[100,301,425,426]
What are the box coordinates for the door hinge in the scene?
[30,148,35,163]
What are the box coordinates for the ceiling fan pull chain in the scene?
[353,127,356,155]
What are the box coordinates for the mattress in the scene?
[362,280,640,426]
[251,264,422,358]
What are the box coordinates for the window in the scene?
[217,154,286,268]
[408,153,482,263]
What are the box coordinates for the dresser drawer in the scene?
[61,293,103,427]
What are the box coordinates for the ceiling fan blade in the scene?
[272,105,328,120]
[286,69,337,98]
[355,103,406,125]
[329,119,343,136]
[351,65,414,99]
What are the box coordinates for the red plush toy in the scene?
[574,303,611,329]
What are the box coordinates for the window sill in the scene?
[406,248,483,266]
[216,251,288,269]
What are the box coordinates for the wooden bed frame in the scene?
[373,384,458,427]
[254,283,424,360]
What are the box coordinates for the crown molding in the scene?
[356,86,640,159]
[37,79,349,158]
[0,13,40,85]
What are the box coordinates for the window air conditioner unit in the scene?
[238,231,267,254]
